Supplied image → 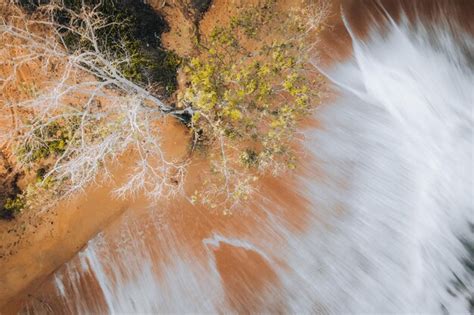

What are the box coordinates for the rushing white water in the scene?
[296,13,473,313]
[23,9,473,315]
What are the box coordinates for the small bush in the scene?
[182,0,325,209]
[17,118,77,163]
[0,195,26,220]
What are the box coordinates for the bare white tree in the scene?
[0,2,190,205]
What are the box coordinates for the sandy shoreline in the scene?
[0,118,190,312]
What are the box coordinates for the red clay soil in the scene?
[0,1,336,312]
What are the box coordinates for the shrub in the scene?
[182,0,326,210]
[16,118,77,163]
[0,195,26,220]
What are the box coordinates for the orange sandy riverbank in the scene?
[0,0,349,312]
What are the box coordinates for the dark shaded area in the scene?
[191,0,212,20]
[16,0,181,95]
[0,154,24,220]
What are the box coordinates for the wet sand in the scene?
[0,118,190,312]
[0,1,336,312]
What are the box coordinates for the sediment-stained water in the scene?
[19,1,474,314]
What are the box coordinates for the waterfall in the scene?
[22,7,473,315]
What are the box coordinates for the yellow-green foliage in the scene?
[17,118,78,163]
[1,195,26,219]
[4,195,25,212]
[182,0,323,208]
